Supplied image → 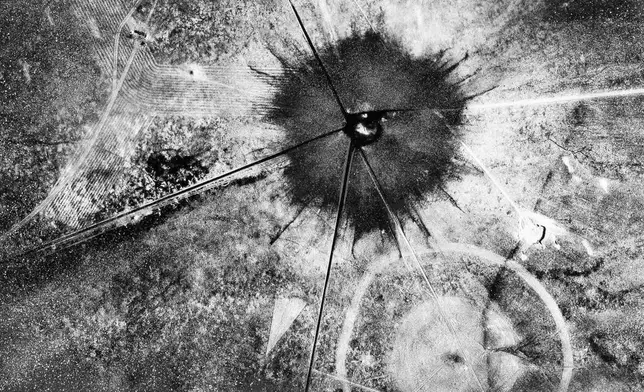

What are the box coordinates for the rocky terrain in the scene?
[2,0,644,391]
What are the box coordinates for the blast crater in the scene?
[267,31,473,235]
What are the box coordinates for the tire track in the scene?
[2,0,288,234]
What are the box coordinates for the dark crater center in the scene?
[344,110,389,146]
[265,31,474,236]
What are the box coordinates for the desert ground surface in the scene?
[2,0,644,391]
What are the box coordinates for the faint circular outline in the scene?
[335,242,573,392]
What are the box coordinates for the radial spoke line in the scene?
[357,148,486,392]
[459,140,524,217]
[305,139,355,392]
[287,0,348,118]
[350,0,377,32]
[22,128,344,256]
[415,364,445,392]
[313,370,383,392]
[431,109,527,226]
[409,204,443,246]
[438,185,466,213]
[269,196,313,245]
[355,108,417,116]
[468,87,644,110]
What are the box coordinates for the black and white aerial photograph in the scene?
[2,0,644,391]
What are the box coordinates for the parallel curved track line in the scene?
[2,2,585,392]
[5,0,284,235]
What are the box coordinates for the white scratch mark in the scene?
[562,156,574,173]
[598,178,609,193]
[313,370,383,392]
[582,239,595,256]
[45,6,54,26]
[518,219,545,248]
[87,17,102,39]
[459,141,525,223]
[18,60,31,84]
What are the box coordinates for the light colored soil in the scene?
[4,0,644,391]
[389,296,522,392]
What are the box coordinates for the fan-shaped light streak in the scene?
[469,87,644,110]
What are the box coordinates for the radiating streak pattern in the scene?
[5,3,576,392]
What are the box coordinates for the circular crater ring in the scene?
[335,242,574,392]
